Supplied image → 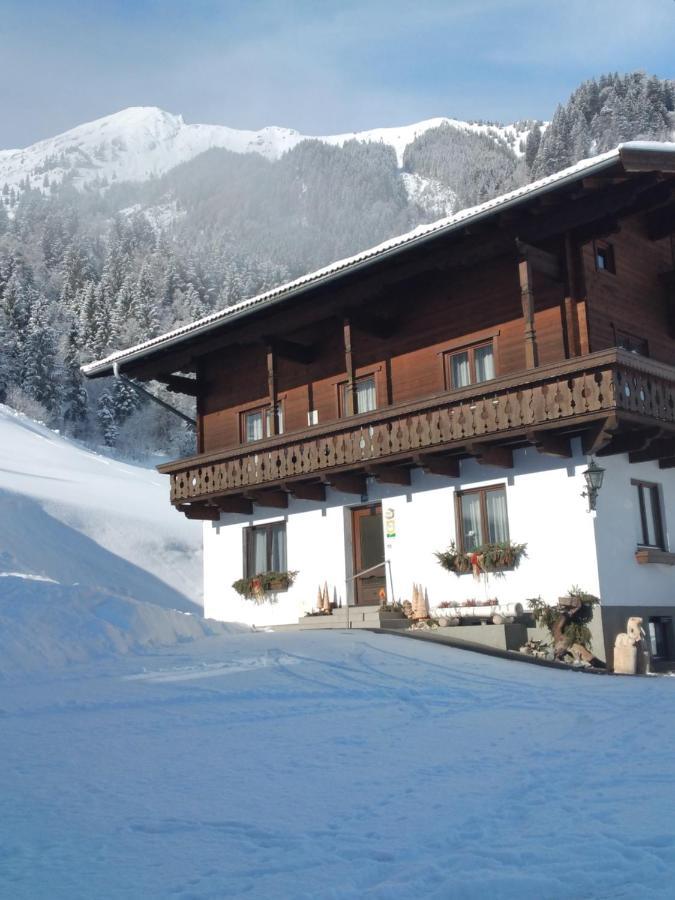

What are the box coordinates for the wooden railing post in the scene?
[518,256,539,369]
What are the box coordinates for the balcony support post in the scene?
[562,233,583,358]
[266,344,278,436]
[518,256,539,369]
[343,318,355,416]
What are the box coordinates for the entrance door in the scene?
[352,504,386,606]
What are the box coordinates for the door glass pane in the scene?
[486,488,509,543]
[270,524,287,571]
[355,377,376,413]
[360,512,385,572]
[451,352,470,388]
[460,493,483,551]
[475,345,495,382]
[245,409,263,442]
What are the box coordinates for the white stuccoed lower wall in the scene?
[203,439,643,627]
[593,453,675,607]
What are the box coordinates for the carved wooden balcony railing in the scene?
[159,349,675,510]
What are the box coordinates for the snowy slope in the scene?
[0,404,202,609]
[0,105,535,195]
[2,629,675,898]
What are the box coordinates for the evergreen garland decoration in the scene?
[435,540,527,576]
[232,570,298,603]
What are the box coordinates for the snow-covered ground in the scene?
[1,629,674,899]
[0,404,202,610]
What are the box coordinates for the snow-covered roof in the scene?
[82,141,675,378]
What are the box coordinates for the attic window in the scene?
[595,242,616,274]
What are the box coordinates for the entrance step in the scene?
[298,605,410,630]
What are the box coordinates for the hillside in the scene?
[0,403,202,608]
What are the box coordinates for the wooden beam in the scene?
[659,457,675,469]
[526,431,572,458]
[177,503,220,521]
[629,438,675,464]
[265,336,315,365]
[646,202,675,241]
[517,256,539,369]
[515,240,562,281]
[284,481,326,502]
[343,318,355,416]
[245,490,288,509]
[412,453,460,477]
[325,473,367,495]
[582,416,619,455]
[466,443,514,468]
[598,427,662,457]
[347,310,398,339]
[216,496,253,514]
[366,464,411,486]
[160,374,199,396]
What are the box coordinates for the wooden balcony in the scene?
[159,349,675,518]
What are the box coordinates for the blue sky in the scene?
[2,0,674,147]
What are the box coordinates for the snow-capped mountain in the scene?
[0,106,535,196]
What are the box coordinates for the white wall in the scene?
[203,490,354,627]
[202,444,675,628]
[380,444,601,611]
[593,454,675,607]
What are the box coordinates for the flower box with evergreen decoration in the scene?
[435,541,527,577]
[232,570,298,603]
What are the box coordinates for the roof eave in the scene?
[81,147,630,380]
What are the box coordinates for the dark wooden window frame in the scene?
[594,240,616,275]
[239,399,284,443]
[243,521,288,578]
[338,372,378,418]
[443,339,496,392]
[632,479,666,551]
[454,483,510,553]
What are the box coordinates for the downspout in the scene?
[112,362,196,428]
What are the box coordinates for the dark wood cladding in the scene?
[584,218,675,362]
[199,253,571,453]
[161,349,675,505]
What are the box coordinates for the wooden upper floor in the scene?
[81,144,675,516]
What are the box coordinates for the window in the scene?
[444,342,495,391]
[340,375,377,416]
[456,484,509,552]
[241,404,284,442]
[616,330,648,356]
[633,480,666,550]
[244,522,287,576]
[595,242,616,274]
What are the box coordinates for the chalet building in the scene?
[83,142,675,667]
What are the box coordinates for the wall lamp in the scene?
[581,458,605,512]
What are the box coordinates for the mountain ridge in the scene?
[0,105,536,197]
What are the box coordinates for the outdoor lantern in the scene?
[581,458,605,512]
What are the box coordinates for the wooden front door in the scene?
[351,504,386,606]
